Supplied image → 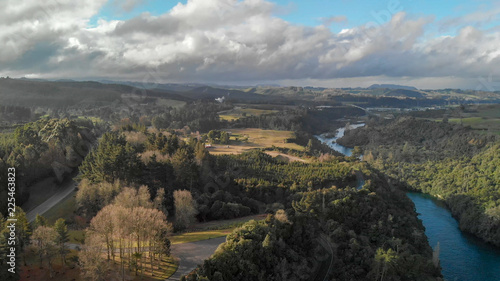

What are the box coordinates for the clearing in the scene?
[207,128,306,159]
[218,107,278,121]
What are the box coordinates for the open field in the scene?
[432,117,500,135]
[170,230,232,245]
[218,107,278,121]
[446,117,500,134]
[208,128,305,155]
[171,214,266,244]
[426,104,500,135]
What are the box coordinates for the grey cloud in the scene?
[112,0,148,12]
[438,4,500,32]
[1,0,500,88]
[320,15,348,26]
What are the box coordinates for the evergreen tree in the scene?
[54,218,69,267]
[14,207,30,266]
[33,214,48,230]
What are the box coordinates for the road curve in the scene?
[167,236,226,281]
[26,179,77,222]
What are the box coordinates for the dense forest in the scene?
[339,117,500,246]
[185,168,442,281]
[0,118,105,215]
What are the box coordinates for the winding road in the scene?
[167,237,226,280]
[26,179,77,222]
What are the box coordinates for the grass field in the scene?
[442,117,500,135]
[447,117,484,125]
[43,190,78,225]
[170,229,232,244]
[171,214,267,244]
[208,128,305,156]
[428,104,500,135]
[68,229,85,244]
[218,107,278,121]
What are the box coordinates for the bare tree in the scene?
[79,233,109,281]
[89,205,115,261]
[31,226,57,278]
[174,190,198,230]
[82,199,172,280]
[113,186,153,209]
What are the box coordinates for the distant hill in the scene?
[250,86,318,99]
[0,78,189,108]
[99,80,207,92]
[178,86,284,103]
[256,83,281,88]
[385,89,424,98]
[368,84,418,90]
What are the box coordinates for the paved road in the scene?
[26,179,77,222]
[167,237,226,280]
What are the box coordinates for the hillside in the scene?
[0,78,189,108]
[368,84,418,90]
[179,86,286,103]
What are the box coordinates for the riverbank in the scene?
[408,192,500,281]
[319,123,500,281]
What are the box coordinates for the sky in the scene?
[1,0,500,89]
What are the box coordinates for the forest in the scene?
[185,168,441,281]
[5,79,494,280]
[339,117,500,246]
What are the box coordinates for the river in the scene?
[407,193,500,281]
[315,123,365,157]
[316,125,500,281]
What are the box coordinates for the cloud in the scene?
[112,0,148,12]
[0,0,106,62]
[320,15,348,26]
[439,3,500,32]
[1,0,500,89]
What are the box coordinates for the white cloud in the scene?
[1,0,500,89]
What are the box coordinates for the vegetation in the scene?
[0,117,102,215]
[81,194,172,280]
[341,117,500,246]
[11,79,500,280]
[174,190,198,230]
[186,171,442,280]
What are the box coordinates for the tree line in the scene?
[342,117,500,247]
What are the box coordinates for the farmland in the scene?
[206,128,306,159]
[218,107,279,121]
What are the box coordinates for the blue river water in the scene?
[315,123,365,157]
[407,193,500,281]
[316,125,500,281]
